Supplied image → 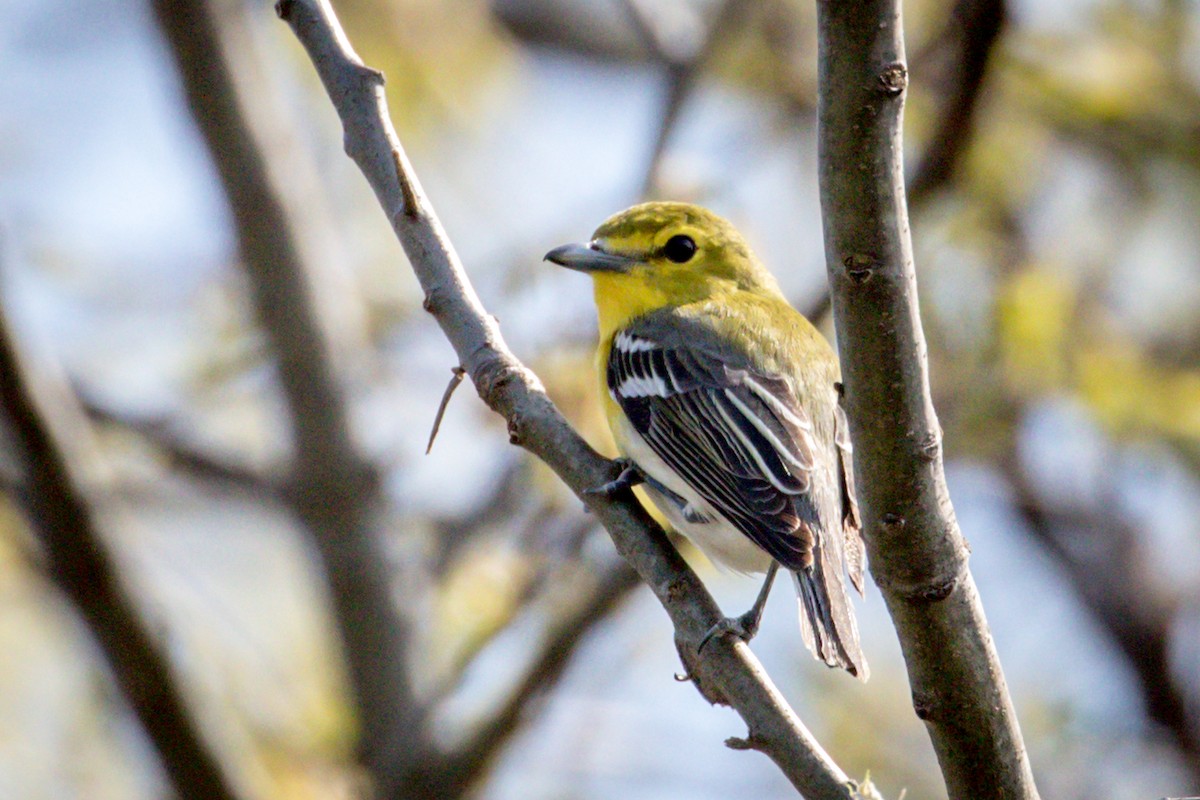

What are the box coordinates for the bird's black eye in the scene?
[662,234,697,264]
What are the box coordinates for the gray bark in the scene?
[814,1,1040,798]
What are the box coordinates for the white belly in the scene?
[615,416,772,575]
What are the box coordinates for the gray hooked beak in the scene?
[544,242,635,273]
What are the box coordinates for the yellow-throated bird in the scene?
[546,202,867,678]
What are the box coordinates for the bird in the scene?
[545,201,867,678]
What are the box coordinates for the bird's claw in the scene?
[697,610,762,655]
[697,561,778,654]
[585,458,645,496]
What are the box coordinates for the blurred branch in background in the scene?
[620,0,746,197]
[1004,450,1200,781]
[907,0,1007,204]
[81,398,282,500]
[428,550,640,796]
[0,286,240,799]
[150,0,433,793]
[970,176,1200,782]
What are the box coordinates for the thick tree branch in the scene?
[0,304,240,800]
[803,0,1007,326]
[150,0,430,792]
[277,1,873,796]
[814,2,1039,799]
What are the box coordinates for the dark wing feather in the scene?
[608,328,817,570]
[835,403,866,595]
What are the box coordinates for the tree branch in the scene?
[814,2,1039,798]
[803,0,1007,327]
[0,301,240,800]
[150,0,431,792]
[276,1,873,796]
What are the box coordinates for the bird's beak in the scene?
[544,241,635,273]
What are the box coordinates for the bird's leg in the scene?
[698,561,780,654]
[585,457,646,496]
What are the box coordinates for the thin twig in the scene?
[426,366,466,454]
[277,1,873,796]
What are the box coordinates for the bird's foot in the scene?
[697,609,764,654]
[585,458,645,496]
[696,561,780,655]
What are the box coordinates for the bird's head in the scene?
[545,202,780,320]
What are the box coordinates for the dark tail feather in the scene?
[793,558,868,680]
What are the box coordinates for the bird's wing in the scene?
[607,326,819,570]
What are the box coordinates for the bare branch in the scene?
[150,0,431,791]
[801,0,1008,328]
[814,1,1039,798]
[276,0,873,796]
[0,300,239,800]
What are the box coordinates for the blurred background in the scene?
[1,0,1198,798]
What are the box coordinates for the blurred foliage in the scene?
[910,2,1200,472]
[336,0,520,137]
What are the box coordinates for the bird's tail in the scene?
[793,556,868,680]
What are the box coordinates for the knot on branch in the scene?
[470,351,536,421]
[506,416,523,446]
[273,0,294,20]
[889,562,964,605]
[390,149,419,219]
[665,576,690,603]
[877,62,908,96]
[842,253,876,283]
[421,290,441,316]
[356,62,385,86]
[917,430,942,462]
[912,688,940,721]
[725,734,766,752]
[918,575,959,603]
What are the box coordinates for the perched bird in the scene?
[546,202,867,678]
